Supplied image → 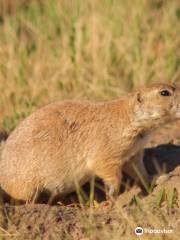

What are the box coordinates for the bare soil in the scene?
[0,121,179,240]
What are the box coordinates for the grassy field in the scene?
[0,0,180,132]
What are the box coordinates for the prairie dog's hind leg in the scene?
[0,178,38,202]
[104,170,122,201]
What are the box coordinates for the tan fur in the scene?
[0,83,180,201]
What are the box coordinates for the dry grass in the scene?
[0,0,180,132]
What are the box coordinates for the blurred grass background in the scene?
[0,0,180,132]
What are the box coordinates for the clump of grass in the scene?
[155,188,178,208]
[166,188,178,208]
[156,188,166,207]
[131,195,143,211]
[0,0,180,130]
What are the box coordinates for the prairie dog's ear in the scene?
[136,92,142,103]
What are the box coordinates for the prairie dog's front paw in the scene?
[105,184,119,202]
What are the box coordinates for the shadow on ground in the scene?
[144,143,180,175]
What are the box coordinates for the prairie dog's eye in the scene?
[160,90,171,97]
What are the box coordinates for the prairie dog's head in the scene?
[134,83,180,124]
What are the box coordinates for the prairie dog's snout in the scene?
[0,83,179,202]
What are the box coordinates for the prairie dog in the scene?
[0,83,179,201]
